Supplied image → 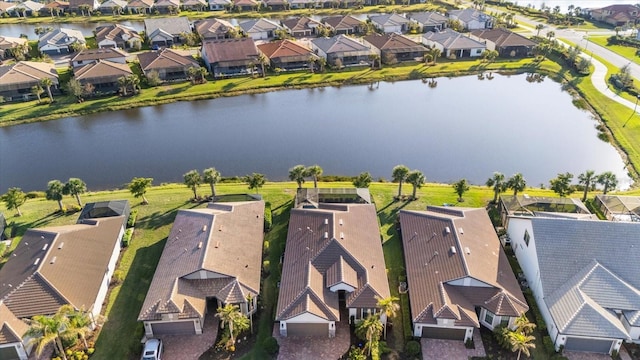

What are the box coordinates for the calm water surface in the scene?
[0,75,632,192]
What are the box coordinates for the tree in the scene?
[216,304,250,351]
[513,314,536,336]
[549,172,574,197]
[353,172,373,188]
[615,64,633,89]
[147,70,162,86]
[305,165,323,188]
[392,165,410,198]
[46,179,65,212]
[1,187,27,216]
[508,331,536,360]
[481,49,499,62]
[127,74,140,95]
[118,76,128,96]
[183,170,202,199]
[288,165,306,189]
[258,53,268,76]
[507,173,527,196]
[63,178,87,207]
[355,314,383,359]
[32,84,44,103]
[128,177,153,204]
[577,170,596,202]
[453,178,470,202]
[597,171,618,194]
[59,305,93,350]
[24,309,70,360]
[41,78,54,102]
[376,296,399,339]
[65,78,84,101]
[187,66,200,85]
[486,172,506,203]
[428,47,441,64]
[245,173,266,194]
[203,167,221,197]
[535,23,544,37]
[406,170,425,199]
[546,30,555,41]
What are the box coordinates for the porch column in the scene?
[279,322,287,337]
[329,322,336,338]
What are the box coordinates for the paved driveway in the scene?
[565,346,633,360]
[421,330,486,360]
[155,314,219,360]
[273,320,351,360]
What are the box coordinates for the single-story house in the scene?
[153,0,180,13]
[71,47,129,68]
[194,18,236,40]
[201,37,261,78]
[137,48,200,82]
[369,13,412,34]
[74,60,133,95]
[0,61,59,102]
[276,189,390,338]
[208,0,231,10]
[95,24,143,50]
[138,201,264,336]
[182,0,207,10]
[0,302,30,360]
[68,0,99,12]
[38,28,86,55]
[144,17,191,47]
[281,16,322,37]
[400,206,529,341]
[499,195,591,230]
[321,15,364,35]
[422,28,486,59]
[0,1,14,15]
[593,194,640,222]
[98,0,127,14]
[263,0,287,10]
[126,0,154,13]
[42,0,69,15]
[239,18,283,40]
[448,8,494,30]
[470,28,536,57]
[590,4,640,27]
[0,36,28,60]
[257,39,317,71]
[408,11,448,33]
[507,217,640,354]
[232,0,259,11]
[363,33,427,64]
[289,0,315,9]
[8,0,43,16]
[310,34,373,68]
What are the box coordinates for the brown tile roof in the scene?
[0,216,125,318]
[276,203,390,322]
[95,24,142,45]
[74,60,133,80]
[201,38,259,64]
[0,61,58,88]
[0,303,28,345]
[321,15,363,31]
[69,0,96,8]
[194,18,235,39]
[127,0,153,7]
[0,1,13,11]
[363,33,426,52]
[137,48,199,72]
[257,39,312,59]
[0,36,27,51]
[71,47,129,62]
[470,28,536,48]
[138,201,265,321]
[281,16,322,33]
[43,0,69,9]
[399,207,528,326]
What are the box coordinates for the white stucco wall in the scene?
[0,342,28,360]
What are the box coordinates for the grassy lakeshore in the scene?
[0,180,608,359]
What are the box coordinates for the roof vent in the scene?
[324,218,329,225]
[197,241,203,249]
[445,227,451,234]
[50,256,57,264]
[34,258,41,266]
[340,232,344,239]
[450,246,457,254]
[339,219,343,226]
[215,241,220,248]
[324,232,329,239]
[202,225,207,232]
[459,228,464,234]
[58,242,64,250]
[465,247,471,255]
[42,244,49,251]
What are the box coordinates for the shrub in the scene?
[111,269,124,285]
[543,336,555,355]
[121,228,133,247]
[87,348,95,355]
[264,202,272,232]
[26,191,45,199]
[405,340,421,357]
[263,336,279,355]
[263,240,270,254]
[262,260,270,275]
[127,209,138,228]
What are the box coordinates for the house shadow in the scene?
[136,201,189,230]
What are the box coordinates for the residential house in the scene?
[95,24,143,50]
[507,217,640,354]
[182,0,207,10]
[9,0,43,16]
[289,0,314,9]
[232,0,259,11]
[263,0,286,10]
[42,0,69,16]
[201,37,261,78]
[153,0,180,14]
[68,0,99,12]
[144,17,192,47]
[321,15,364,35]
[363,33,427,64]
[257,39,317,71]
[0,1,13,15]
[276,189,390,337]
[470,28,536,57]
[71,47,128,68]
[448,8,493,30]
[38,28,86,55]
[74,60,133,95]
[194,18,236,40]
[0,201,129,359]
[239,18,283,40]
[138,201,264,336]
[369,13,412,34]
[137,48,200,81]
[593,194,640,222]
[126,0,153,13]
[499,195,591,230]
[281,16,322,37]
[590,4,640,27]
[408,11,448,33]
[0,36,28,60]
[399,207,528,341]
[208,0,230,10]
[311,34,373,67]
[422,28,486,59]
[98,0,127,14]
[0,61,59,102]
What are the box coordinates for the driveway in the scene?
[154,314,219,360]
[565,346,633,360]
[421,330,486,360]
[273,321,351,360]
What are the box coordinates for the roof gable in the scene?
[257,39,312,58]
[74,60,133,80]
[201,38,259,63]
[312,35,369,54]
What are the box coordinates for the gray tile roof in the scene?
[144,17,191,36]
[311,35,370,54]
[239,18,282,33]
[423,28,485,50]
[38,28,86,49]
[408,11,448,26]
[448,8,493,24]
[369,13,411,27]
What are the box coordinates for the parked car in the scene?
[141,339,163,360]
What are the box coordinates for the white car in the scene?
[141,339,163,360]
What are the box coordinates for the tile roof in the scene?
[154,0,180,7]
[470,28,536,48]
[138,201,265,321]
[95,24,142,46]
[321,15,363,31]
[183,0,207,6]
[239,18,282,33]
[276,202,390,322]
[98,0,127,9]
[448,8,493,23]
[257,39,313,58]
[363,33,426,52]
[311,35,370,54]
[422,28,486,50]
[38,28,86,49]
[137,48,199,71]
[144,17,191,36]
[12,0,44,11]
[0,1,13,11]
[0,61,59,88]
[127,0,154,7]
[74,60,133,80]
[201,38,259,63]
[408,11,448,26]
[194,18,235,39]
[71,47,129,62]
[43,0,69,8]
[399,207,527,326]
[0,36,27,50]
[281,16,322,33]
[369,13,411,27]
[0,303,28,345]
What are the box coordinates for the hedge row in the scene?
[121,228,133,247]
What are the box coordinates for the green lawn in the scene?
[589,35,640,66]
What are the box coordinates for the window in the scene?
[523,229,530,246]
[484,311,494,325]
[500,317,510,327]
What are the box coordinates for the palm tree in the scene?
[245,173,266,194]
[406,170,425,199]
[513,314,536,335]
[353,172,373,188]
[258,53,269,77]
[24,310,70,360]
[118,76,128,96]
[46,179,65,212]
[428,47,441,64]
[305,165,323,188]
[546,30,555,41]
[41,78,54,102]
[508,331,536,360]
[128,177,153,204]
[486,172,506,203]
[32,84,44,103]
[59,305,92,350]
[507,173,527,196]
[453,178,470,202]
[392,165,410,198]
[355,314,383,359]
[203,167,221,197]
[577,170,596,202]
[183,170,202,199]
[376,296,399,339]
[289,164,306,189]
[127,75,140,94]
[63,178,87,207]
[216,304,250,351]
[535,23,544,37]
[597,171,618,194]
[1,187,27,216]
[187,66,200,84]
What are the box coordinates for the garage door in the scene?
[0,346,20,360]
[151,321,195,335]
[421,326,466,340]
[286,323,328,337]
[564,337,613,353]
